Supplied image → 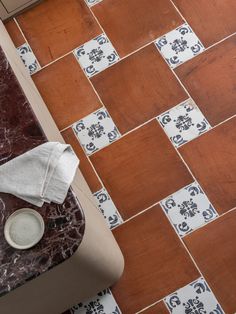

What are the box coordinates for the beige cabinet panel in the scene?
[0,0,41,20]
[1,0,35,12]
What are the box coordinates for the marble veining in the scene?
[0,46,85,297]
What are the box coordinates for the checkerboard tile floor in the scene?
[5,0,236,313]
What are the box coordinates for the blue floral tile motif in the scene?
[160,182,218,237]
[73,108,121,155]
[70,289,121,314]
[74,34,120,78]
[85,0,102,7]
[155,23,205,69]
[157,99,211,148]
[94,188,123,229]
[17,43,40,75]
[164,278,224,314]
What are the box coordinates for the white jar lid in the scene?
[4,208,45,250]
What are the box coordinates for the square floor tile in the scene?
[70,289,121,314]
[172,0,236,47]
[94,188,123,229]
[17,43,40,75]
[92,0,183,57]
[160,182,218,237]
[4,19,25,47]
[73,108,121,155]
[61,127,102,193]
[91,44,187,134]
[184,210,236,313]
[85,0,102,7]
[16,0,101,66]
[157,99,211,148]
[164,277,224,314]
[90,120,193,219]
[180,117,236,214]
[112,205,199,313]
[33,54,101,130]
[175,35,236,126]
[155,23,205,69]
[74,33,119,77]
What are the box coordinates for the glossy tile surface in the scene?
[175,36,236,126]
[112,205,199,313]
[92,0,183,57]
[164,277,224,314]
[73,108,121,155]
[184,210,236,313]
[160,182,218,237]
[157,98,211,148]
[172,0,236,47]
[17,0,101,65]
[33,54,101,130]
[91,44,187,134]
[180,118,236,214]
[155,23,204,69]
[61,127,102,193]
[90,121,193,219]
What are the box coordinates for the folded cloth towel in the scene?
[0,142,79,207]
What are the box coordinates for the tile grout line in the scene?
[67,57,125,194]
[113,200,235,313]
[59,24,236,160]
[135,272,227,314]
[135,277,203,314]
[11,0,235,279]
[158,195,227,313]
[11,18,114,206]
[13,18,108,204]
[13,18,42,68]
[167,0,236,65]
[12,17,109,209]
[11,11,236,234]
[9,6,234,313]
[12,4,236,78]
[155,117,225,229]
[169,0,187,22]
[32,27,236,78]
[13,18,29,45]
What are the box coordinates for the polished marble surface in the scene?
[0,46,85,297]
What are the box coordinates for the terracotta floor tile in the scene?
[4,19,25,47]
[91,44,187,134]
[61,127,102,193]
[184,209,236,313]
[112,205,199,313]
[141,302,169,314]
[90,121,193,219]
[92,0,183,57]
[180,117,236,214]
[172,0,236,47]
[17,0,101,66]
[175,35,236,126]
[33,54,101,130]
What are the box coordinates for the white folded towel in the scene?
[0,142,79,207]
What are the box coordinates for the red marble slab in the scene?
[0,46,85,297]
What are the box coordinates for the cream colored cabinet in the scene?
[0,0,41,20]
